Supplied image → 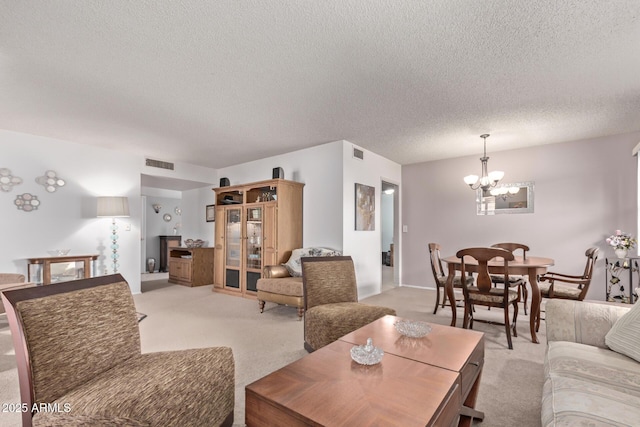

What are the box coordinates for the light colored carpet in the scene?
[0,281,546,426]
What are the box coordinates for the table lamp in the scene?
[97,196,130,274]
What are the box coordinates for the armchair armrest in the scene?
[263,265,291,279]
[541,272,588,281]
[546,299,630,348]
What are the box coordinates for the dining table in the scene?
[442,254,554,344]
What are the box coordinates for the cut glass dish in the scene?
[394,319,432,338]
[350,338,384,365]
[47,249,70,257]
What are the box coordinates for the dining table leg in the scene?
[446,265,457,327]
[527,267,541,344]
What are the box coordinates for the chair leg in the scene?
[512,301,519,338]
[462,301,472,329]
[433,283,441,314]
[522,283,528,315]
[258,300,265,313]
[504,304,513,350]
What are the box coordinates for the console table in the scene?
[27,254,98,285]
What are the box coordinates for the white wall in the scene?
[1,130,142,290]
[142,194,182,270]
[402,131,640,301]
[342,142,402,298]
[215,140,402,298]
[216,141,345,250]
[0,130,217,294]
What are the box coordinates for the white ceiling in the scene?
[2,1,639,169]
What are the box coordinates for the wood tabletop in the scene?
[442,255,554,269]
[246,339,460,426]
[339,315,484,373]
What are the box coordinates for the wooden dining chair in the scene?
[428,243,474,314]
[490,243,529,315]
[457,247,520,349]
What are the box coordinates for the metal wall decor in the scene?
[0,168,23,192]
[36,170,66,192]
[15,193,40,212]
[163,213,172,222]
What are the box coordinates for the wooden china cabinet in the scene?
[213,178,303,298]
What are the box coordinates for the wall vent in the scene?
[353,147,364,160]
[145,158,175,170]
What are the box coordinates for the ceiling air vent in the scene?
[353,147,364,160]
[145,158,175,170]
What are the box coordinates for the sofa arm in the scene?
[263,265,291,278]
[545,299,630,348]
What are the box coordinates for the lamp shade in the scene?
[97,196,130,218]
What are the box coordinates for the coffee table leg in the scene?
[458,368,484,427]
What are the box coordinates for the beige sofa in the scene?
[543,299,640,426]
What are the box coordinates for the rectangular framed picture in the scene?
[355,183,375,231]
[206,204,215,222]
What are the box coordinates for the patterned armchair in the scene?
[302,256,396,352]
[1,274,235,427]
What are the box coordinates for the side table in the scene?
[605,257,639,304]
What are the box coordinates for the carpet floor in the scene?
[0,281,546,426]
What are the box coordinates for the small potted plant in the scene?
[606,230,637,259]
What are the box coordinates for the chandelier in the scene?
[463,134,504,191]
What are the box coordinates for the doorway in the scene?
[381,181,399,292]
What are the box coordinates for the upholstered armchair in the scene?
[302,256,396,352]
[257,247,342,319]
[1,274,235,427]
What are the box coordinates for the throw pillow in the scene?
[605,301,640,362]
[283,248,308,277]
[282,247,343,277]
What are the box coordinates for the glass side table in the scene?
[27,254,98,285]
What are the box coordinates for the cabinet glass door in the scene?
[246,206,263,292]
[246,207,263,269]
[225,207,242,288]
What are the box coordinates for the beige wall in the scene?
[401,131,640,301]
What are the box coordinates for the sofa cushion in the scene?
[605,300,640,362]
[283,247,342,277]
[543,340,640,426]
[257,276,303,297]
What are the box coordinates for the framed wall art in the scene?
[206,204,215,222]
[355,183,375,231]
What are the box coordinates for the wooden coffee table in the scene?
[340,315,485,427]
[245,315,484,426]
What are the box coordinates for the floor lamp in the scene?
[97,196,130,274]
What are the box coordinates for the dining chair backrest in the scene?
[456,247,514,293]
[428,243,445,281]
[582,247,599,280]
[491,243,529,260]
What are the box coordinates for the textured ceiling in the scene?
[1,1,639,169]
